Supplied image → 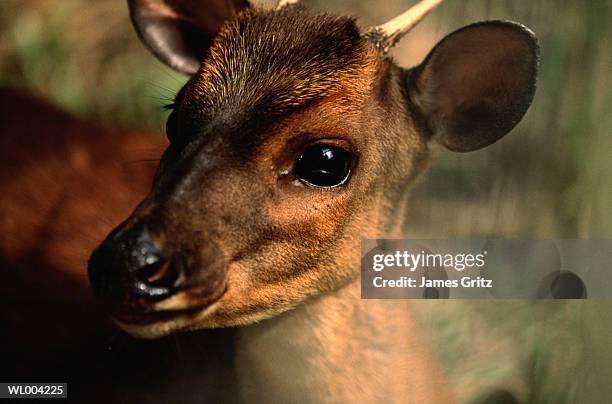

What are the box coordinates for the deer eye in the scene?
[295,144,352,188]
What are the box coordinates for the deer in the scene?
[0,87,168,385]
[0,0,538,402]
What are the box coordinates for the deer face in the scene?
[88,0,538,338]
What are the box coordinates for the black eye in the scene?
[165,109,179,144]
[295,144,352,188]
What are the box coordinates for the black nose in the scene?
[88,223,184,306]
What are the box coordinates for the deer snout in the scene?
[88,222,184,308]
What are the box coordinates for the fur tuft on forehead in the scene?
[187,6,374,118]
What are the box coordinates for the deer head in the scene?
[88,0,538,338]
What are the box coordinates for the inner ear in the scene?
[407,21,539,152]
[128,0,250,75]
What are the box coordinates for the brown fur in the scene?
[0,88,166,377]
[94,7,450,402]
[189,7,369,115]
[1,1,538,403]
[118,8,433,336]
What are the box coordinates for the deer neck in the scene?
[234,278,454,403]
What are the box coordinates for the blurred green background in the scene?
[1,0,611,403]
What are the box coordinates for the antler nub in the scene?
[277,0,299,9]
[364,0,443,54]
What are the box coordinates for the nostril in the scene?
[134,253,185,302]
[138,256,182,288]
[141,258,170,283]
[88,222,187,305]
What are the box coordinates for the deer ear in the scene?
[128,0,250,75]
[407,21,539,152]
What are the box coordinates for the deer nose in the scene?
[88,223,184,307]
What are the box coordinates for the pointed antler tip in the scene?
[365,0,444,54]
